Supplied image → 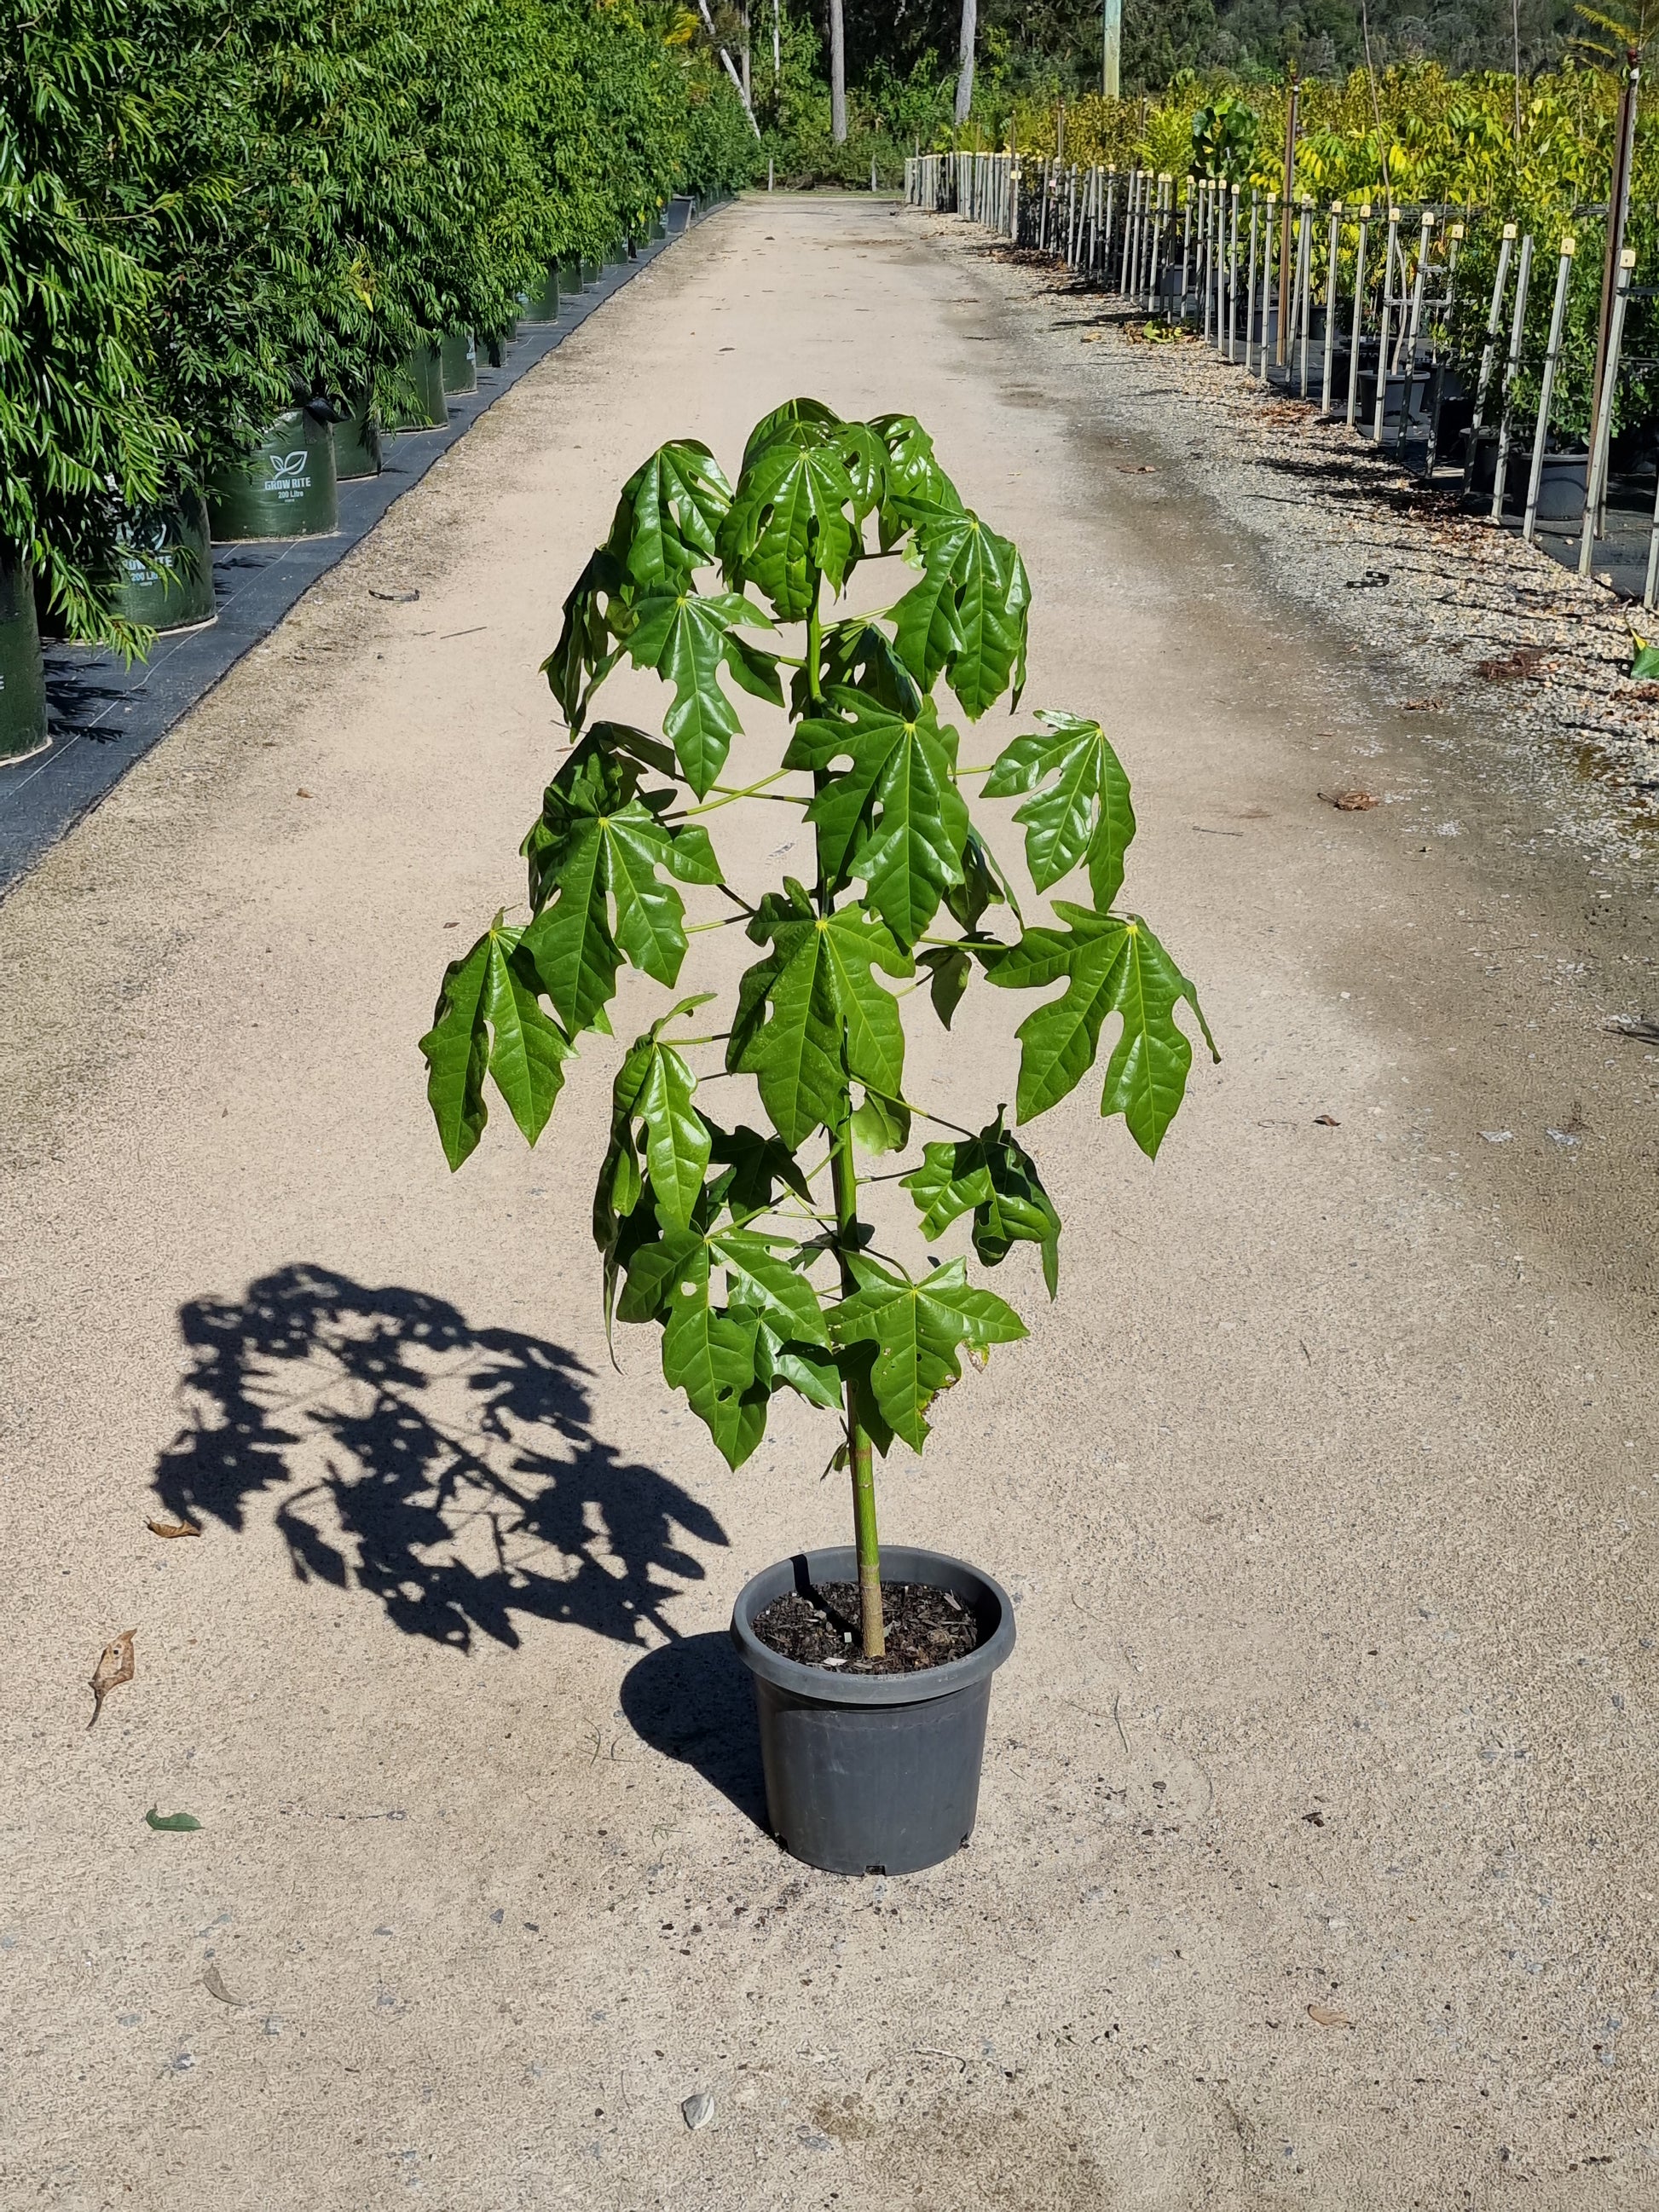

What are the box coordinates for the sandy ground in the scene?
[4,194,1659,2210]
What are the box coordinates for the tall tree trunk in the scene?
[829,0,847,143]
[954,0,975,124]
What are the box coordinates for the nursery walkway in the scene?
[5,194,1658,2209]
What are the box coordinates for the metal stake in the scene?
[1490,231,1535,524]
[1579,246,1635,576]
[1521,234,1575,545]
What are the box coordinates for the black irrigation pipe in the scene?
[0,195,718,899]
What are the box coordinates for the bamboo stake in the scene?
[1490,230,1535,524]
[1521,234,1575,545]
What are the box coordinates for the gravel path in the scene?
[3,193,1657,2210]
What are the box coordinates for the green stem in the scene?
[679,768,798,818]
[807,558,881,1658]
[830,1118,884,1660]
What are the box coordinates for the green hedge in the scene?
[0,0,753,651]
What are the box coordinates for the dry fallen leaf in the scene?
[296,788,314,800]
[203,1962,248,2007]
[1320,788,1379,811]
[1477,648,1546,682]
[1314,1113,1341,1127]
[1307,2002,1352,2028]
[1402,698,1443,713]
[89,1629,136,1730]
[147,1517,201,1540]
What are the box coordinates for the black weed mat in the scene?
[0,199,708,897]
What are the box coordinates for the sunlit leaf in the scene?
[827,1254,1026,1453]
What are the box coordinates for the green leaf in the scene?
[707,1121,812,1213]
[541,548,626,731]
[983,710,1136,907]
[625,589,777,797]
[944,828,1020,933]
[419,915,575,1170]
[728,888,911,1147]
[1633,640,1659,681]
[986,906,1217,1152]
[851,1084,910,1155]
[712,1228,830,1343]
[830,419,887,523]
[754,1327,844,1409]
[720,437,858,621]
[637,1044,712,1231]
[868,413,964,543]
[887,511,968,692]
[827,1255,1027,1453]
[789,685,970,944]
[605,440,732,588]
[918,944,972,1028]
[743,396,841,471]
[603,800,693,985]
[145,1808,202,1832]
[944,511,1031,720]
[901,1114,1062,1297]
[520,822,621,1036]
[660,1243,767,1469]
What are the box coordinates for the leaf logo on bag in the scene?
[271,451,308,480]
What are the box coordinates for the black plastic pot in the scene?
[0,548,49,763]
[389,346,448,432]
[207,407,338,541]
[99,497,216,632]
[440,330,477,396]
[484,320,518,369]
[731,1545,1015,1876]
[1468,438,1587,519]
[558,257,587,294]
[332,396,388,481]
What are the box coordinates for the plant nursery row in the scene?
[917,60,1659,603]
[0,0,755,761]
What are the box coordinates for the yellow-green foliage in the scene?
[1006,62,1636,221]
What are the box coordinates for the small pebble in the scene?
[682,2091,715,2132]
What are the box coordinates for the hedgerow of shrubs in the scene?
[0,0,752,651]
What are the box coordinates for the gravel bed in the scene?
[916,214,1659,858]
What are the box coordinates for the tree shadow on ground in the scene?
[152,1262,729,1655]
[619,1633,769,1830]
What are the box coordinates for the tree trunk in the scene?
[954,0,975,125]
[829,0,847,143]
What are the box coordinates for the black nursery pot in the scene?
[731,1545,1015,1877]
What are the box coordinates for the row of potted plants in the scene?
[0,0,751,762]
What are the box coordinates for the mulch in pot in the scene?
[752,1580,982,1677]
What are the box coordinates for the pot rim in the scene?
[730,1543,1015,1708]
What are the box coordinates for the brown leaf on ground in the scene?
[88,1629,136,1730]
[1314,1113,1341,1126]
[296,788,315,800]
[1477,648,1547,681]
[147,1517,201,1539]
[1402,698,1443,712]
[1307,2003,1352,2028]
[203,1962,249,2007]
[1320,788,1379,811]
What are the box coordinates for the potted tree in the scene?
[421,400,1215,1874]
